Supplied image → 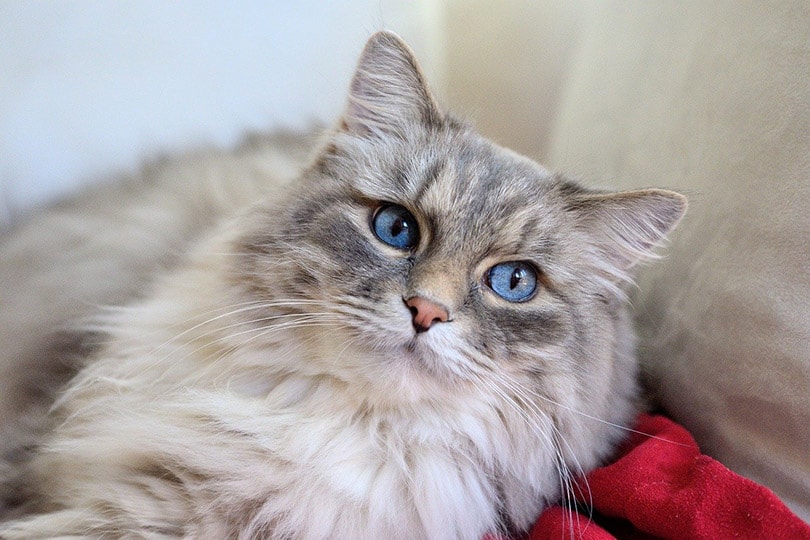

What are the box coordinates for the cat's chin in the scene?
[367,325,471,384]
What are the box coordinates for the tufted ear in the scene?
[340,31,442,138]
[572,188,687,278]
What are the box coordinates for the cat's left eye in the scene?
[371,204,420,250]
[486,261,538,302]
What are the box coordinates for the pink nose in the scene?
[404,296,449,333]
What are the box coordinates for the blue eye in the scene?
[486,261,538,302]
[372,204,419,250]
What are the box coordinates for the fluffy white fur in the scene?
[0,32,685,539]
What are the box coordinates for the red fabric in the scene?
[526,414,810,539]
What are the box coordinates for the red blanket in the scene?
[504,414,810,539]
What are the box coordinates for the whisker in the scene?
[483,372,601,539]
[462,370,589,539]
[205,319,347,377]
[142,304,334,359]
[174,314,343,366]
[530,393,691,448]
[144,301,310,356]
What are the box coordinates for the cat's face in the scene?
[235,32,686,405]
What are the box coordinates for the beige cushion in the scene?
[538,2,810,520]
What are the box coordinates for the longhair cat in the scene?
[0,31,686,539]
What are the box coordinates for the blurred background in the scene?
[0,0,442,224]
[2,0,809,522]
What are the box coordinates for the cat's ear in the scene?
[340,31,442,137]
[571,188,687,276]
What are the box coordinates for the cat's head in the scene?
[235,32,686,406]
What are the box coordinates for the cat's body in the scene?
[0,32,685,539]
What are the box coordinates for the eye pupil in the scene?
[510,268,525,290]
[390,218,405,238]
[372,204,419,250]
[487,261,538,302]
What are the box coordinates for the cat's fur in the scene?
[0,32,686,539]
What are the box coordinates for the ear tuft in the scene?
[342,31,442,138]
[572,188,687,279]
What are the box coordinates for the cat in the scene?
[0,31,686,539]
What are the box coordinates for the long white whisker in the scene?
[145,301,317,356]
[530,392,691,448]
[151,308,336,359]
[176,314,343,365]
[490,373,598,539]
[205,318,347,376]
[461,367,590,539]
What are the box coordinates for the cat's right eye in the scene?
[485,261,538,302]
[371,204,420,251]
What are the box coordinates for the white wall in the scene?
[0,1,442,227]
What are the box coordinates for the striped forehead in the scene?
[413,150,556,256]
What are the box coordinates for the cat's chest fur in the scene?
[54,293,554,539]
